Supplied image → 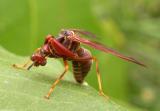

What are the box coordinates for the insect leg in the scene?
[12,48,41,70]
[93,57,109,100]
[12,60,33,70]
[44,59,69,99]
[69,56,109,99]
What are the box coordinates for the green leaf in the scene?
[0,46,128,111]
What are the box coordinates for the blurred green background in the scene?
[0,0,159,110]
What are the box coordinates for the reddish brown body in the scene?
[14,29,146,99]
[72,48,92,83]
[40,34,93,84]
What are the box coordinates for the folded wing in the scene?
[69,35,146,67]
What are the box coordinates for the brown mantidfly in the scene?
[13,29,146,99]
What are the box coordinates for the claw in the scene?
[99,92,109,100]
[44,95,50,99]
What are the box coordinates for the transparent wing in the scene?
[70,29,97,38]
[69,35,146,67]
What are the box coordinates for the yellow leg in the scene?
[93,57,109,100]
[12,48,41,70]
[13,60,33,70]
[45,60,69,99]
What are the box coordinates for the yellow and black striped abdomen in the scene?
[72,48,92,84]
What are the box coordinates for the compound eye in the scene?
[63,30,74,36]
[31,54,47,66]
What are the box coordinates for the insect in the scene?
[13,29,146,99]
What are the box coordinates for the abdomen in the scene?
[72,48,92,84]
